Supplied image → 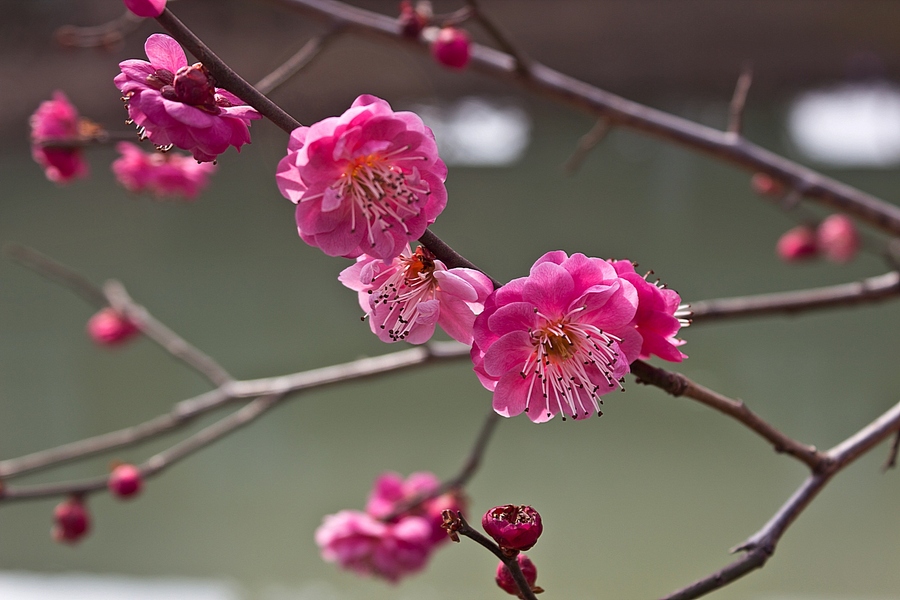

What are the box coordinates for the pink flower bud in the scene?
[53,497,90,544]
[398,1,430,38]
[751,172,784,197]
[495,553,538,597]
[108,464,143,499]
[817,214,859,263]
[432,27,471,70]
[123,0,166,18]
[482,504,543,551]
[776,225,819,262]
[171,63,218,111]
[87,308,139,346]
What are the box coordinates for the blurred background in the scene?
[1,1,899,599]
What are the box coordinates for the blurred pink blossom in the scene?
[471,251,641,422]
[112,142,216,199]
[276,95,447,260]
[339,245,493,344]
[611,260,688,362]
[777,225,819,262]
[366,471,464,546]
[315,510,434,583]
[817,214,860,263]
[123,0,166,17]
[115,34,260,162]
[431,27,471,70]
[29,91,90,183]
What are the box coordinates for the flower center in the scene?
[521,307,623,421]
[369,247,437,341]
[339,152,430,249]
[151,63,221,114]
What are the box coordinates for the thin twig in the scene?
[274,0,900,238]
[465,0,531,76]
[384,410,501,521]
[630,360,824,470]
[254,27,343,96]
[418,229,502,289]
[155,8,302,133]
[564,117,612,175]
[104,280,234,387]
[37,131,141,149]
[882,430,900,471]
[54,9,142,49]
[689,271,900,322]
[726,63,753,136]
[4,243,108,309]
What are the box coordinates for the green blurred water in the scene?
[1,99,899,600]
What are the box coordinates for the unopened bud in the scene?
[431,27,471,70]
[53,497,90,544]
[751,172,785,197]
[482,504,543,552]
[87,308,139,346]
[776,225,818,262]
[123,0,167,18]
[108,463,143,499]
[496,553,539,597]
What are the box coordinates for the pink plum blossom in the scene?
[29,91,90,183]
[482,504,543,551]
[115,34,260,162]
[339,245,493,344]
[276,95,447,260]
[817,214,859,263]
[611,260,688,362]
[112,141,216,199]
[777,225,819,262]
[471,251,642,423]
[315,510,434,583]
[366,471,465,545]
[123,0,166,17]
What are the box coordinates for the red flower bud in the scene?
[108,464,143,499]
[432,27,471,70]
[817,214,859,263]
[87,308,139,346]
[482,504,543,551]
[53,497,90,544]
[776,225,819,262]
[751,172,784,197]
[495,553,538,597]
[398,1,430,38]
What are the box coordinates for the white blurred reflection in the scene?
[0,572,240,600]
[413,97,531,167]
[787,82,900,167]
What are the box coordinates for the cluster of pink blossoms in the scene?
[112,142,216,199]
[115,34,260,162]
[471,251,688,423]
[315,471,464,582]
[277,95,447,261]
[29,91,92,184]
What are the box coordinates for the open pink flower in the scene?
[611,260,688,362]
[315,510,434,583]
[112,141,216,199]
[29,91,90,183]
[276,95,447,260]
[339,245,493,344]
[115,34,260,162]
[471,251,641,423]
[366,471,465,546]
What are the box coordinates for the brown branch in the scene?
[274,0,900,238]
[384,410,501,521]
[104,280,234,387]
[155,8,302,133]
[54,9,142,50]
[689,271,900,322]
[883,430,900,471]
[630,360,824,470]
[4,243,108,309]
[465,0,531,76]
[254,27,343,96]
[726,63,753,136]
[564,117,612,175]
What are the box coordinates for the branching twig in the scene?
[465,0,531,76]
[563,117,612,175]
[274,0,900,238]
[689,271,900,322]
[254,27,343,96]
[883,430,900,471]
[630,360,824,470]
[726,63,753,136]
[4,243,108,309]
[54,9,142,49]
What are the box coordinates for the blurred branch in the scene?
[564,117,612,175]
[465,0,531,76]
[274,0,900,238]
[4,243,107,309]
[254,27,344,95]
[689,271,900,322]
[727,63,753,136]
[55,9,142,50]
